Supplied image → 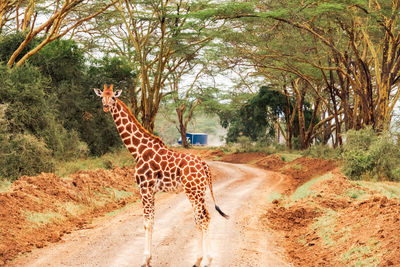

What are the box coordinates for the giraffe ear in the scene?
[114,90,122,98]
[94,88,102,97]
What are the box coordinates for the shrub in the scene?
[237,136,252,151]
[342,127,400,181]
[0,134,54,181]
[303,144,341,160]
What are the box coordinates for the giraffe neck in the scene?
[110,99,166,161]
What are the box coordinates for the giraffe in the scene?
[94,84,228,267]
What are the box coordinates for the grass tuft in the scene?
[0,179,12,192]
[25,211,65,227]
[340,239,383,266]
[290,173,333,202]
[353,181,400,199]
[55,149,135,178]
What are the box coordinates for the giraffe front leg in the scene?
[140,187,155,267]
[142,217,153,267]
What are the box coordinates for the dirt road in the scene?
[10,162,290,267]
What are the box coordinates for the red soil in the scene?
[0,167,138,265]
[2,149,399,266]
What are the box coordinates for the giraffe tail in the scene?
[203,162,229,219]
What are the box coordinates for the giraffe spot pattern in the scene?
[109,99,214,232]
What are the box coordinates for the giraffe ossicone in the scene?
[94,84,228,267]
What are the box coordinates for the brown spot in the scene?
[154,154,161,162]
[113,113,118,120]
[121,132,129,139]
[122,118,129,124]
[183,167,190,176]
[142,138,148,144]
[190,167,196,173]
[148,180,155,187]
[142,149,155,161]
[153,144,160,150]
[116,118,122,125]
[160,161,167,169]
[126,123,132,132]
[179,159,187,167]
[159,148,167,155]
[135,132,143,139]
[117,104,122,111]
[124,138,131,145]
[140,187,147,194]
[128,146,136,153]
[150,160,160,171]
[132,137,140,146]
[137,163,149,174]
[138,144,147,154]
[117,126,124,133]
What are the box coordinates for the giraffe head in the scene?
[94,84,122,112]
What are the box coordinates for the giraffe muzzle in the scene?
[103,105,110,112]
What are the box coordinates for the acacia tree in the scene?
[111,0,216,132]
[213,8,337,149]
[262,0,400,131]
[1,0,116,68]
[167,62,205,148]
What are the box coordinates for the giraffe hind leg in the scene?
[186,191,212,267]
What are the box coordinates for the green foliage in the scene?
[55,149,135,178]
[0,32,42,64]
[303,144,342,159]
[290,173,333,202]
[0,133,55,181]
[342,127,400,181]
[237,136,252,151]
[0,63,51,135]
[222,86,286,142]
[31,39,85,85]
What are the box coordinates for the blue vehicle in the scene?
[178,133,208,146]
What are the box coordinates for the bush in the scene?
[303,144,341,160]
[0,134,54,181]
[342,127,400,181]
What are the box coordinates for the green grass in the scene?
[340,239,383,266]
[268,192,286,203]
[55,149,135,178]
[278,152,302,162]
[354,180,400,199]
[312,209,337,246]
[290,173,333,202]
[281,163,303,171]
[0,179,12,192]
[105,188,133,201]
[345,188,367,200]
[25,211,65,227]
[59,202,86,217]
[105,202,136,217]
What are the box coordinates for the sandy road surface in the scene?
[10,162,290,267]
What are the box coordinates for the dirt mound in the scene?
[265,204,319,231]
[254,154,286,170]
[171,147,225,160]
[0,167,138,265]
[221,152,269,164]
[264,172,400,266]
